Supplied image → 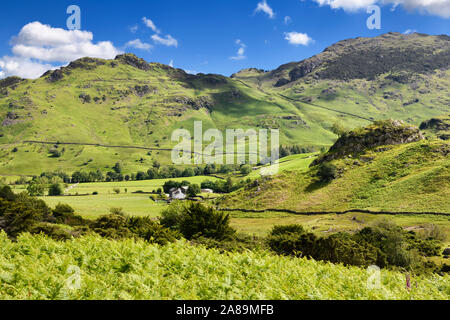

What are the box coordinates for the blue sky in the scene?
[0,0,449,78]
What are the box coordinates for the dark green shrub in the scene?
[187,184,201,197]
[52,203,85,226]
[48,183,63,196]
[92,214,131,239]
[126,216,180,245]
[240,165,252,175]
[31,223,73,241]
[160,201,187,229]
[1,202,45,237]
[270,224,307,236]
[0,185,16,201]
[162,202,235,240]
[267,227,317,257]
[317,162,338,182]
[314,233,381,267]
[192,234,265,253]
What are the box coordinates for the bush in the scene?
[267,225,317,257]
[109,207,126,216]
[0,185,16,201]
[113,188,121,194]
[267,224,384,268]
[314,233,381,267]
[187,184,201,197]
[356,220,414,268]
[91,214,131,239]
[52,203,85,226]
[317,162,338,182]
[27,182,45,196]
[126,216,180,245]
[160,201,187,229]
[192,234,265,253]
[240,165,252,175]
[48,183,63,196]
[30,223,73,241]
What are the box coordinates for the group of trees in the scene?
[32,162,248,186]
[279,145,318,158]
[266,220,445,273]
[161,177,245,196]
[27,175,65,197]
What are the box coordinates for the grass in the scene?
[247,153,318,179]
[1,46,448,176]
[1,232,448,300]
[38,176,220,219]
[229,211,450,237]
[220,140,450,213]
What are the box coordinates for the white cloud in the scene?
[230,39,247,60]
[284,16,292,24]
[169,59,174,67]
[151,34,178,47]
[130,25,138,33]
[142,17,160,33]
[0,21,121,79]
[284,32,314,46]
[313,0,376,11]
[255,0,275,18]
[0,56,54,79]
[312,0,450,18]
[125,39,152,51]
[403,28,417,34]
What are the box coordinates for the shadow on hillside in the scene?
[304,179,329,193]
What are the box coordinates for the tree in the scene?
[187,184,201,197]
[331,122,347,137]
[147,168,159,179]
[48,183,63,196]
[152,160,161,169]
[240,165,252,175]
[317,162,338,182]
[27,181,45,196]
[161,202,235,240]
[224,177,233,193]
[182,167,195,177]
[136,171,147,181]
[113,162,123,174]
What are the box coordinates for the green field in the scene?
[37,176,220,219]
[1,232,448,300]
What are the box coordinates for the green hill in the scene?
[219,120,450,213]
[0,32,448,176]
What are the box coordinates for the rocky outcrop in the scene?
[420,116,450,132]
[2,112,21,126]
[420,115,450,140]
[115,53,151,71]
[312,120,424,165]
[0,76,24,89]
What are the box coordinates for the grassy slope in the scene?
[0,56,334,176]
[220,140,450,213]
[0,33,448,176]
[1,232,448,300]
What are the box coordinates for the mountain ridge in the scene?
[0,32,448,175]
